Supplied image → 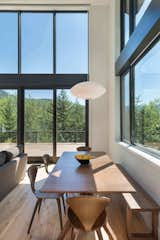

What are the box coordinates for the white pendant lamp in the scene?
[71,81,106,100]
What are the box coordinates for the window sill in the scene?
[118,142,160,168]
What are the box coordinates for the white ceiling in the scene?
[0,0,110,5]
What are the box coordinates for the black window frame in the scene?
[121,0,152,50]
[0,10,89,160]
[120,70,131,144]
[118,0,160,159]
[121,0,136,49]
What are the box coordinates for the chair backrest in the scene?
[67,196,111,231]
[76,146,92,152]
[28,165,38,193]
[42,154,50,174]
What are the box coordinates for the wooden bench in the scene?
[118,165,160,240]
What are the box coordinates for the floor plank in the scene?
[0,165,150,240]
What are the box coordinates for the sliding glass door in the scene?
[24,89,86,157]
[24,90,53,156]
[56,89,86,156]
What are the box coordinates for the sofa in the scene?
[0,145,27,201]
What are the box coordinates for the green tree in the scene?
[135,97,160,150]
[0,95,17,142]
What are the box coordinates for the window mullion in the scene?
[53,89,57,160]
[17,88,24,151]
[120,75,123,141]
[130,67,135,144]
[53,12,57,159]
[120,0,125,50]
[85,100,89,147]
[53,12,56,74]
[18,12,21,74]
[129,0,135,35]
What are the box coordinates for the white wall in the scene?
[89,5,109,152]
[108,0,160,236]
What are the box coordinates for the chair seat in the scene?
[35,190,63,199]
[68,208,107,232]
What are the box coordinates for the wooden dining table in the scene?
[41,152,135,194]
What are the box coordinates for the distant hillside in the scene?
[0,90,9,98]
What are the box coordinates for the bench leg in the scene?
[126,208,159,240]
[126,206,132,239]
[152,211,158,240]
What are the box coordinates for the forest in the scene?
[0,89,159,152]
[0,90,86,144]
[135,97,160,151]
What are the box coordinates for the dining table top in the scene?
[40,151,135,194]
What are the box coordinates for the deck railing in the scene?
[0,130,86,143]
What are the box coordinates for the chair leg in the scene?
[96,229,103,240]
[61,195,66,215]
[38,199,42,214]
[27,199,40,234]
[103,224,113,240]
[56,198,63,230]
[71,227,75,240]
[57,220,72,240]
[74,230,80,240]
[152,211,158,240]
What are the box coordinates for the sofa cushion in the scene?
[3,147,20,163]
[0,151,6,166]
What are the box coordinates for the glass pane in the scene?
[123,0,130,46]
[122,73,130,141]
[56,13,88,73]
[0,90,17,150]
[135,40,160,154]
[21,13,53,73]
[135,0,151,25]
[25,90,53,156]
[0,13,18,73]
[56,90,86,156]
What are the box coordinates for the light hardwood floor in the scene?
[0,165,150,240]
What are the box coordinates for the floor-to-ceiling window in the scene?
[0,11,88,159]
[118,0,160,158]
[56,89,86,156]
[24,90,54,156]
[134,41,160,154]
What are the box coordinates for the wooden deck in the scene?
[0,143,84,157]
[0,165,150,240]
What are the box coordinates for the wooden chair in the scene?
[41,154,66,210]
[76,146,92,152]
[57,195,113,240]
[27,165,65,234]
[42,154,50,174]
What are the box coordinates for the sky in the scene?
[0,12,88,74]
[124,0,160,105]
[124,40,160,105]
